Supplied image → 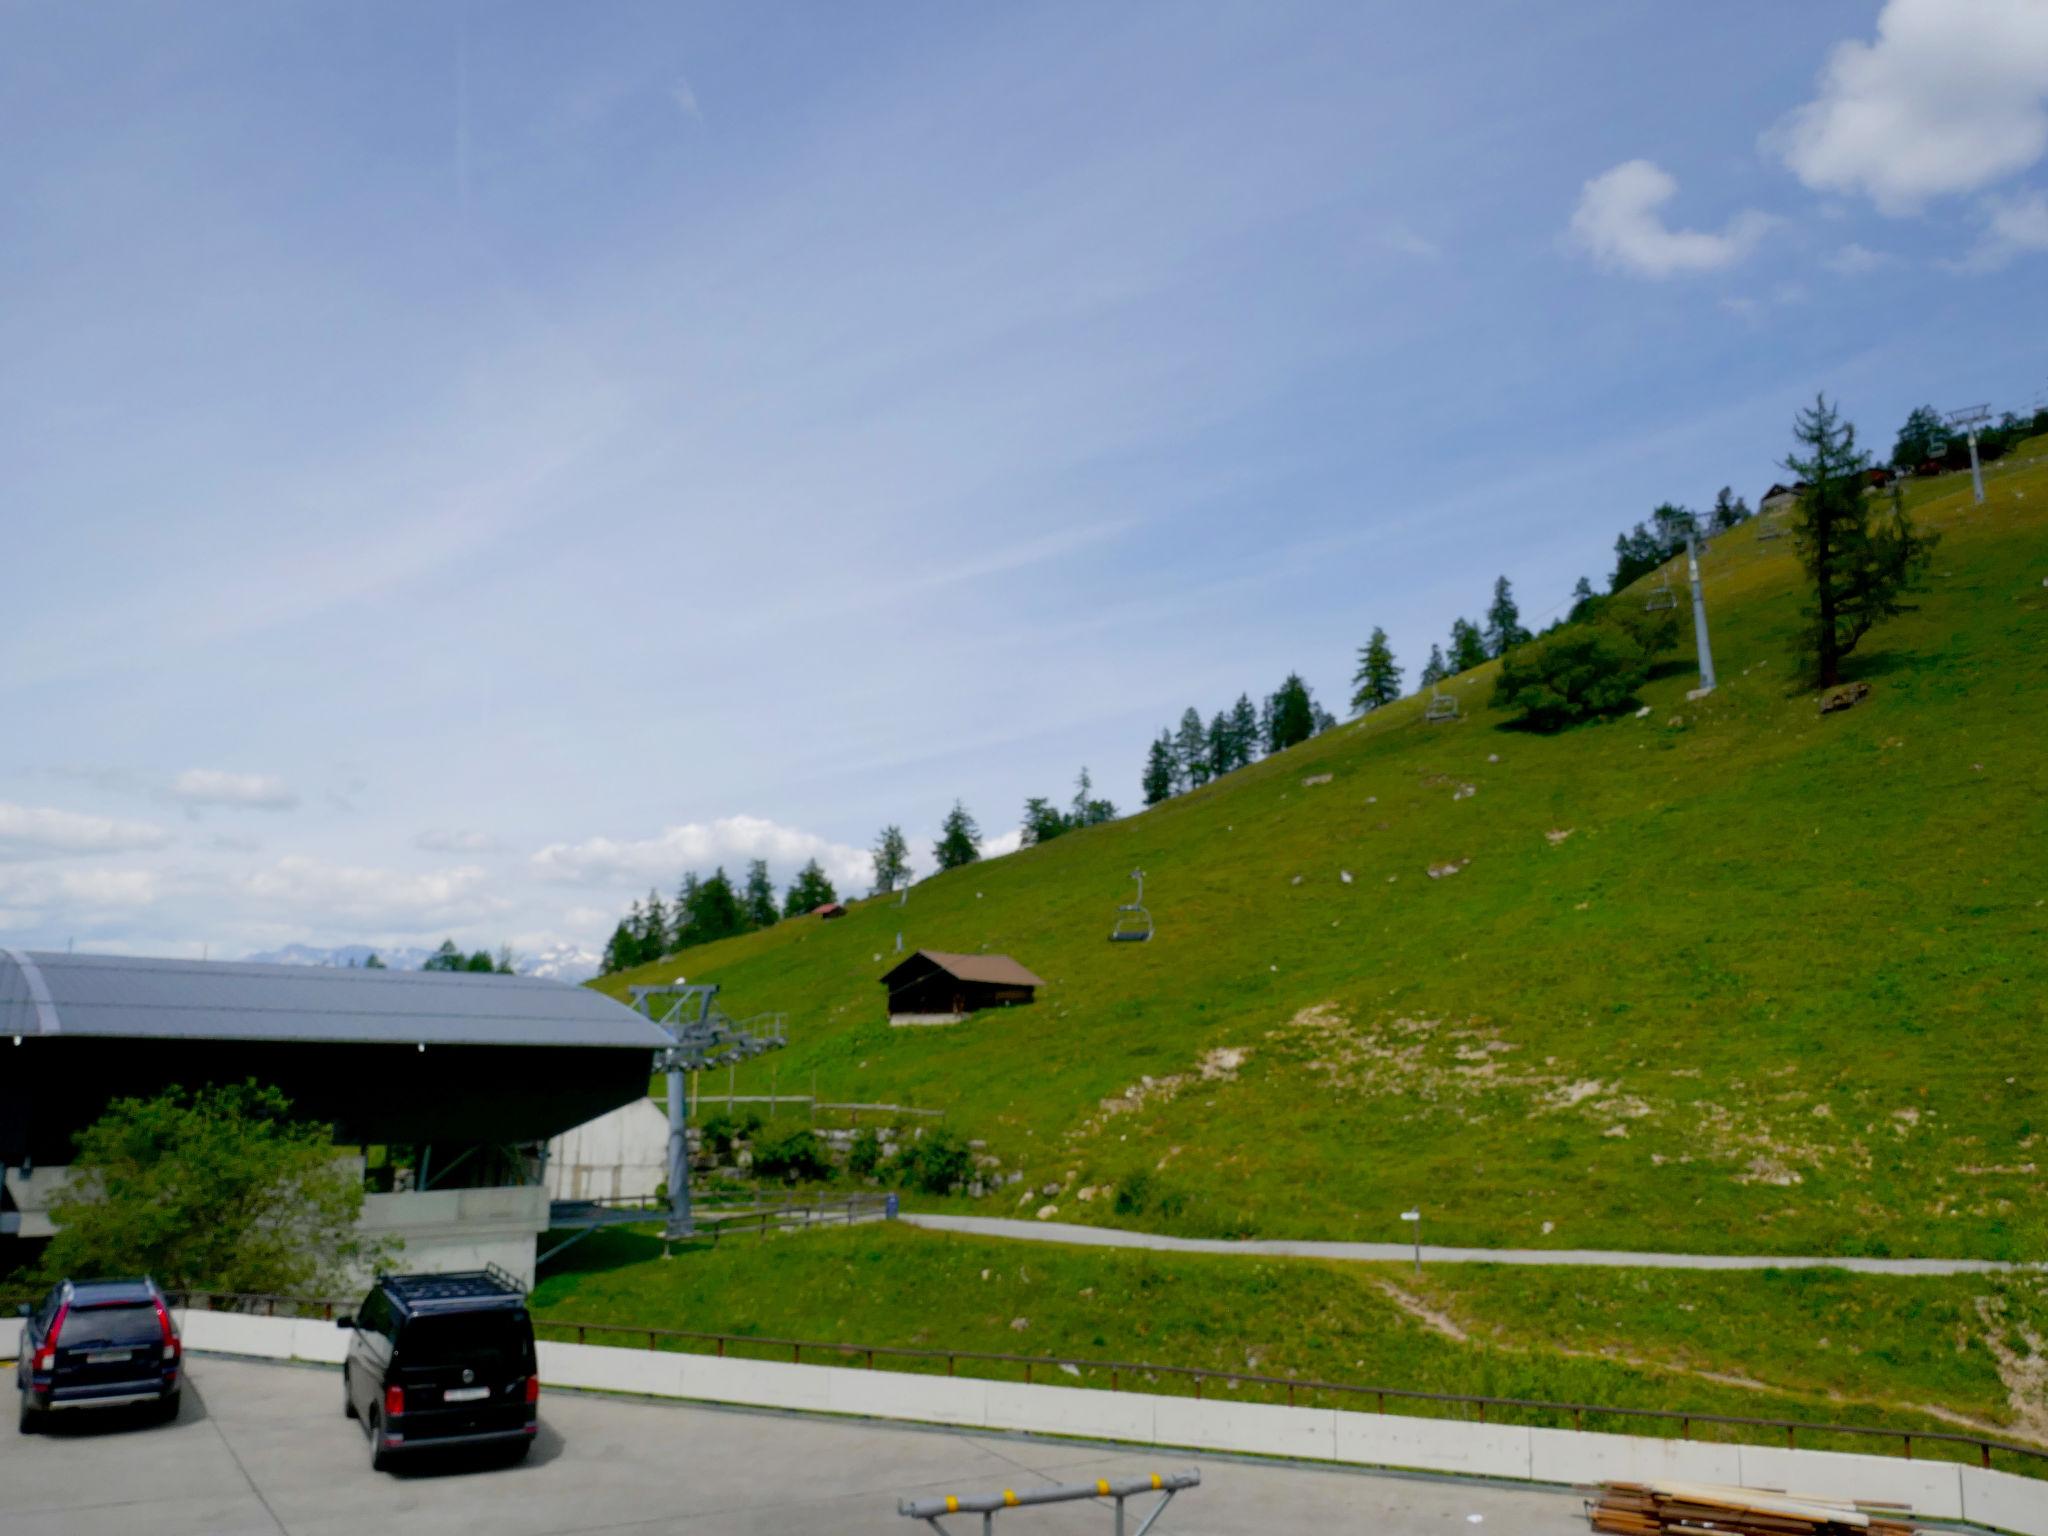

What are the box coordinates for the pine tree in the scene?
[1141,732,1176,806]
[692,867,746,941]
[1784,394,1937,687]
[1350,626,1402,713]
[870,825,911,894]
[782,858,837,917]
[1419,643,1447,686]
[1483,577,1529,658]
[641,889,670,961]
[933,800,981,870]
[672,872,702,950]
[601,923,634,976]
[1266,673,1316,752]
[1206,710,1233,779]
[1070,766,1116,826]
[1567,576,1599,623]
[1228,693,1259,768]
[1448,618,1488,673]
[1173,708,1208,789]
[1021,797,1067,846]
[742,859,779,929]
[1709,486,1751,532]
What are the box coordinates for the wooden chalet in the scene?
[881,950,1044,1024]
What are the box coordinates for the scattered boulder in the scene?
[1035,1204,1059,1221]
[1818,681,1872,715]
[1453,783,1476,800]
[1302,773,1333,787]
[1427,859,1469,880]
[1010,1316,1030,1331]
[1339,869,1353,884]
[1545,828,1574,846]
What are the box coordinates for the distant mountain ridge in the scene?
[242,941,601,984]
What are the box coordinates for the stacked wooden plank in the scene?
[1587,1480,1917,1536]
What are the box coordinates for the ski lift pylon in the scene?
[1109,868,1154,943]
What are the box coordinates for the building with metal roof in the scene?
[881,950,1044,1024]
[1,950,673,1285]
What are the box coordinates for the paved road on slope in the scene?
[901,1215,2038,1275]
[2,1355,1582,1536]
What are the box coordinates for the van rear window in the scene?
[401,1310,530,1367]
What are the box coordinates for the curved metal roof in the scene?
[0,950,667,1050]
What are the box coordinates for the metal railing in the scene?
[47,1288,2042,1479]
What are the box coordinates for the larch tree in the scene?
[933,800,982,870]
[1350,626,1402,712]
[1483,576,1529,658]
[1174,707,1210,789]
[1141,732,1177,806]
[741,859,779,929]
[1228,693,1260,767]
[1785,394,1937,687]
[870,825,911,894]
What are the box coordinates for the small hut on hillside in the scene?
[881,950,1044,1025]
[813,902,846,920]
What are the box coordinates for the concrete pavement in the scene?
[3,1354,1586,1535]
[901,1214,2039,1275]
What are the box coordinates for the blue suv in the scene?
[17,1276,183,1432]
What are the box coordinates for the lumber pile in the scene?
[1587,1480,1916,1536]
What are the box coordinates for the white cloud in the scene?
[1823,242,1897,275]
[982,828,1025,858]
[0,864,161,914]
[532,814,872,895]
[241,857,499,924]
[1568,160,1774,277]
[0,802,173,860]
[172,769,299,810]
[1380,221,1439,259]
[1950,187,2048,270]
[1768,0,2048,215]
[415,829,501,853]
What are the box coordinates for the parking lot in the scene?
[5,1354,1587,1535]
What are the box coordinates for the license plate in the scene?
[86,1350,132,1364]
[443,1386,489,1403]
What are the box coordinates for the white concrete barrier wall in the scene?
[178,1314,2048,1536]
[1,1316,21,1359]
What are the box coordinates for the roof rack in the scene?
[382,1266,526,1309]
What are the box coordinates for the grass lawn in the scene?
[530,1222,2048,1470]
[596,443,2048,1260]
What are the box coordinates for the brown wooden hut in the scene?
[881,950,1044,1023]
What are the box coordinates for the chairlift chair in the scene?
[1642,575,1678,612]
[1109,869,1154,943]
[1423,682,1460,723]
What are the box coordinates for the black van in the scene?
[16,1276,183,1432]
[337,1267,539,1470]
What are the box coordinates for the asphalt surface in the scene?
[902,1215,2038,1275]
[4,1354,1586,1535]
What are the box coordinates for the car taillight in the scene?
[31,1343,55,1373]
[34,1302,68,1371]
[384,1384,405,1418]
[154,1299,180,1362]
[523,1374,540,1405]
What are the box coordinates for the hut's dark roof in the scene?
[880,950,1045,989]
[0,949,667,1049]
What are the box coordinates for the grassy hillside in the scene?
[597,446,2048,1258]
[531,1223,2048,1462]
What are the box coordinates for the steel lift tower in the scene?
[1947,404,1993,506]
[627,982,785,1238]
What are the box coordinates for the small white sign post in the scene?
[1400,1209,1421,1275]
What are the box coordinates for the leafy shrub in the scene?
[892,1128,973,1195]
[846,1128,884,1178]
[701,1110,762,1160]
[752,1126,833,1184]
[1493,621,1655,731]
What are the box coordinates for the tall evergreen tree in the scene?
[1266,673,1316,752]
[1448,618,1488,674]
[741,859,779,929]
[1205,710,1233,779]
[1566,576,1599,623]
[1784,394,1937,687]
[1890,404,1947,469]
[671,872,702,950]
[1483,577,1529,658]
[1350,626,1402,713]
[1228,693,1260,768]
[1174,707,1209,789]
[641,889,670,960]
[1419,643,1448,687]
[423,937,465,973]
[933,800,981,870]
[1021,797,1067,846]
[870,825,911,894]
[691,866,746,941]
[1070,766,1116,826]
[782,858,837,917]
[1709,486,1752,532]
[1141,732,1177,806]
[601,923,634,975]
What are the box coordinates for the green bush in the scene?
[701,1110,762,1160]
[1493,620,1655,731]
[892,1128,973,1195]
[752,1126,833,1184]
[846,1128,884,1178]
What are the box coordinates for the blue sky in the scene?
[4,1,2046,963]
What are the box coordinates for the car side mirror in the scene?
[334,1315,355,1329]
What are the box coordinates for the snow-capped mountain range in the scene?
[242,941,602,985]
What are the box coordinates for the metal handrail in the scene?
[87,1289,2046,1477]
